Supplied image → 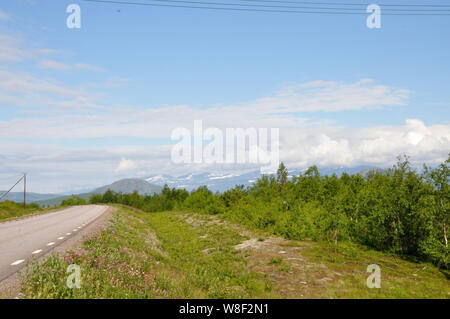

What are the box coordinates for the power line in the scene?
[81,0,450,15]
[238,0,450,7]
[123,0,450,11]
[0,174,25,201]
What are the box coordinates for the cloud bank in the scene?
[0,16,448,193]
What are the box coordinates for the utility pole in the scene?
[23,173,27,209]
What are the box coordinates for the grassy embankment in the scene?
[0,201,57,222]
[19,205,449,299]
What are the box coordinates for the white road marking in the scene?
[32,250,42,254]
[73,229,78,232]
[66,233,71,235]
[47,242,55,246]
[58,237,64,240]
[11,260,25,266]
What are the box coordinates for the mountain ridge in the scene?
[93,178,162,195]
[144,165,378,192]
[11,166,381,206]
[34,178,162,207]
[0,191,58,203]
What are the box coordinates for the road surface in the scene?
[0,205,109,282]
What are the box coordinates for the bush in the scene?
[61,195,87,206]
[86,156,449,269]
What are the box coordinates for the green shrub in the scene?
[86,155,449,269]
[61,195,87,206]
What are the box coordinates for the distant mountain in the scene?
[35,178,162,207]
[0,191,59,203]
[34,193,93,207]
[145,172,258,192]
[93,178,162,195]
[33,167,380,207]
[314,165,377,177]
[357,167,388,178]
[144,165,377,192]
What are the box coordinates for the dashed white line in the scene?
[32,249,42,254]
[73,229,78,232]
[66,233,71,235]
[58,237,64,240]
[11,260,25,266]
[47,242,55,246]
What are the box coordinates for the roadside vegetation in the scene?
[89,155,449,270]
[19,206,449,298]
[0,201,46,222]
[60,195,87,206]
[0,194,87,222]
[20,206,273,298]
[13,154,449,298]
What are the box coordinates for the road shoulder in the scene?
[0,205,115,299]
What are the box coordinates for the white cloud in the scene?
[229,79,410,113]
[0,69,107,112]
[115,158,138,172]
[0,30,103,71]
[280,119,450,168]
[0,33,58,63]
[37,59,71,70]
[104,76,129,88]
[33,48,59,56]
[0,10,10,21]
[37,60,105,72]
[0,69,76,97]
[0,78,412,141]
[0,119,448,193]
[0,34,28,62]
[75,63,105,72]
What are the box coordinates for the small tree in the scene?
[61,195,87,206]
[277,162,288,188]
[424,154,449,248]
[102,189,118,203]
[89,193,103,204]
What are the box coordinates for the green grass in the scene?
[0,201,56,222]
[19,206,273,299]
[302,241,450,298]
[269,257,283,265]
[18,205,450,299]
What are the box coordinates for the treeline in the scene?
[86,155,449,268]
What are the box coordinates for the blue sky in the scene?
[0,0,449,192]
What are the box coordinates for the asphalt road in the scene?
[0,205,109,282]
